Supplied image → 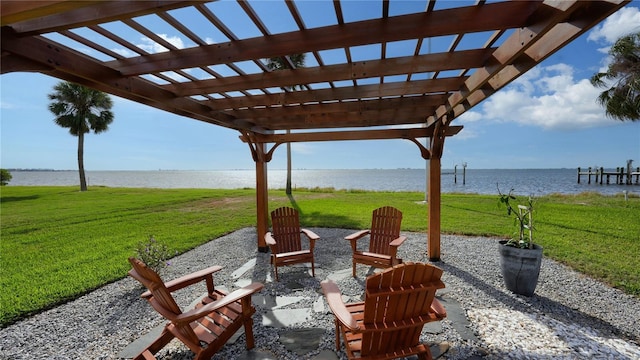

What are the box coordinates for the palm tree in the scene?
[48,82,114,191]
[266,54,306,194]
[590,32,640,122]
[266,54,306,90]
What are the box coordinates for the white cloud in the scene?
[0,101,14,109]
[111,48,133,57]
[291,142,316,155]
[453,126,478,140]
[472,6,640,132]
[588,6,640,72]
[458,110,483,123]
[137,34,185,53]
[111,34,187,57]
[479,63,612,130]
[588,6,640,44]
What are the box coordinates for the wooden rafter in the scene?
[104,2,537,76]
[163,48,494,97]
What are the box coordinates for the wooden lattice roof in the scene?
[0,0,630,145]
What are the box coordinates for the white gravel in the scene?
[1,227,638,359]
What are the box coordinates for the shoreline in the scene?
[6,168,639,196]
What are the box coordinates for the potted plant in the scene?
[497,187,543,296]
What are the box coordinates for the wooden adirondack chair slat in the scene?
[127,258,264,360]
[346,206,407,277]
[265,207,320,281]
[322,262,447,360]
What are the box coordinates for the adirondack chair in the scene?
[345,206,406,277]
[127,257,264,360]
[321,262,447,360]
[265,206,320,281]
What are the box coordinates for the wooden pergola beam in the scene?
[227,95,448,120]
[0,1,93,25]
[165,48,495,96]
[241,126,463,145]
[206,77,465,111]
[105,2,539,76]
[2,1,200,33]
[248,110,436,131]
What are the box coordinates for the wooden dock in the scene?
[577,166,640,185]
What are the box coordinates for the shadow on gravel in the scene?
[436,261,638,346]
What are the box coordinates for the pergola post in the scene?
[428,156,441,261]
[255,143,269,252]
[427,120,446,261]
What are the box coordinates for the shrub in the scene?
[1,169,12,186]
[134,236,175,273]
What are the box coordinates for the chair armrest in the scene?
[141,265,223,298]
[321,280,359,331]
[430,298,447,319]
[265,232,276,246]
[301,229,320,251]
[344,229,370,241]
[301,228,320,240]
[389,235,407,248]
[174,282,264,324]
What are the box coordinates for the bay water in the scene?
[7,168,638,196]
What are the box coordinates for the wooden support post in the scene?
[255,144,269,252]
[619,167,624,184]
[427,120,446,262]
[600,167,604,184]
[577,167,581,184]
[462,163,466,185]
[588,167,592,184]
[428,156,441,261]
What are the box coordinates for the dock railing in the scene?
[577,166,640,185]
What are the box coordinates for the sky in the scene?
[1,1,639,171]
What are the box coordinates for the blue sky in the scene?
[1,2,639,171]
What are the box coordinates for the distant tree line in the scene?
[1,169,12,186]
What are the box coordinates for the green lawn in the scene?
[1,186,638,327]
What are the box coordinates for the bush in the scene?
[134,236,175,273]
[0,169,12,186]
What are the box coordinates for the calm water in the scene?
[7,169,638,196]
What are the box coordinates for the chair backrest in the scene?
[369,206,402,255]
[270,207,302,253]
[128,257,199,345]
[361,262,445,357]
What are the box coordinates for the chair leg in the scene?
[418,348,432,360]
[311,258,315,277]
[271,254,279,282]
[243,317,256,349]
[132,327,174,360]
[334,319,341,351]
[352,261,357,277]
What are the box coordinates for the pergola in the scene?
[1,0,629,260]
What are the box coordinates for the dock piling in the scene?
[578,161,639,186]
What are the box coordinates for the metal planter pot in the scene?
[498,240,543,297]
